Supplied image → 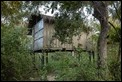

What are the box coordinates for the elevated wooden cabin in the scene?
[27,14,92,52]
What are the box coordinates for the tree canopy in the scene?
[1,1,121,81]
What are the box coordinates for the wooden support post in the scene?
[88,51,91,62]
[72,51,75,56]
[32,52,36,70]
[46,52,48,65]
[92,51,95,63]
[88,51,95,62]
[78,54,80,61]
[41,52,45,67]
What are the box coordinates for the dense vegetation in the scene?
[1,1,121,81]
[1,29,120,81]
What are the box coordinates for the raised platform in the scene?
[33,48,74,53]
[31,47,93,53]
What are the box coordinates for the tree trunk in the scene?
[92,1,110,80]
[97,19,109,80]
[118,40,121,63]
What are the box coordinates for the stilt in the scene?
[92,51,95,62]
[46,52,48,65]
[32,52,36,70]
[88,51,91,62]
[78,54,80,61]
[72,51,75,56]
[41,52,45,67]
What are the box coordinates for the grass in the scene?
[23,43,120,81]
[32,51,99,81]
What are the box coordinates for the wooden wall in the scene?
[43,22,72,50]
[32,18,93,51]
[42,22,92,50]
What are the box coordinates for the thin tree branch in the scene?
[113,2,121,22]
[108,21,121,39]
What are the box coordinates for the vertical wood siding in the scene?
[33,19,92,51]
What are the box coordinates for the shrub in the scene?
[1,26,33,81]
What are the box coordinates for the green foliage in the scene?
[107,43,121,81]
[47,52,99,81]
[54,12,87,43]
[1,1,35,80]
[108,18,121,43]
[108,60,121,81]
[38,44,121,81]
[1,1,121,81]
[1,26,34,81]
[1,1,24,26]
[45,1,92,44]
[108,27,121,43]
